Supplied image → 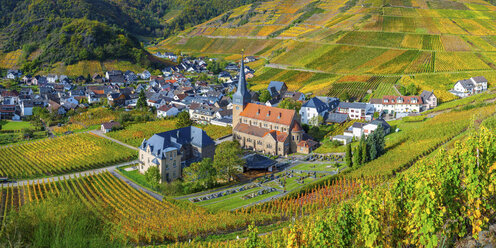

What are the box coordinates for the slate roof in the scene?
[325,113,348,124]
[457,79,474,89]
[102,121,121,130]
[471,76,487,83]
[302,97,327,112]
[370,119,391,130]
[268,81,286,93]
[140,126,214,159]
[420,90,434,101]
[243,154,276,170]
[338,102,368,109]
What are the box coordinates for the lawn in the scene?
[291,162,337,172]
[117,165,156,190]
[1,121,33,130]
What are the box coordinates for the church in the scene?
[232,56,317,156]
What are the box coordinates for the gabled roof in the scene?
[140,126,215,159]
[240,103,295,126]
[370,119,391,130]
[268,81,286,93]
[382,95,422,105]
[471,76,487,83]
[420,90,434,100]
[325,113,348,123]
[302,97,327,112]
[456,79,474,89]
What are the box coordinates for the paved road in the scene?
[7,160,138,187]
[90,130,139,151]
[215,134,233,145]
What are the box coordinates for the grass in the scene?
[291,163,337,172]
[0,121,34,130]
[117,165,156,190]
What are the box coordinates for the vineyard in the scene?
[0,171,381,243]
[0,50,21,69]
[107,119,232,147]
[150,0,496,101]
[0,133,137,179]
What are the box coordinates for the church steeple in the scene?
[232,54,251,106]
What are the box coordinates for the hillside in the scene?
[0,0,260,73]
[154,0,496,102]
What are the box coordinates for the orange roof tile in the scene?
[240,103,295,126]
[292,122,302,132]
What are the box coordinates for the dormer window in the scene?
[257,109,260,115]
[278,113,281,119]
[267,111,271,117]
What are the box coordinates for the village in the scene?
[0,54,491,207]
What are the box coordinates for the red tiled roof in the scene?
[240,103,295,126]
[263,130,288,142]
[158,105,172,112]
[382,95,423,105]
[292,122,302,132]
[297,139,318,148]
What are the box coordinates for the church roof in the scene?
[232,55,251,105]
[240,103,295,126]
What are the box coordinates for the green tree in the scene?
[353,146,362,168]
[406,83,418,96]
[136,89,147,110]
[175,111,193,128]
[339,91,350,101]
[278,98,302,112]
[213,141,244,182]
[245,224,264,248]
[345,143,353,168]
[258,89,272,103]
[361,136,368,165]
[183,158,217,189]
[145,166,161,189]
[22,128,34,140]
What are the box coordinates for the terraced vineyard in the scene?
[153,0,496,102]
[0,172,379,243]
[0,133,137,179]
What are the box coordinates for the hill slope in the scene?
[154,0,496,102]
[0,0,260,73]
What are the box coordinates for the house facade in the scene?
[336,102,374,120]
[370,95,423,113]
[299,97,328,126]
[420,90,437,110]
[451,76,488,97]
[138,126,215,182]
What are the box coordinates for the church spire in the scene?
[233,52,251,106]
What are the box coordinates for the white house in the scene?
[101,121,121,133]
[370,96,423,114]
[420,90,437,110]
[6,69,22,80]
[139,70,151,80]
[299,97,328,126]
[20,100,33,116]
[451,76,488,98]
[332,135,352,145]
[157,105,179,118]
[336,102,374,120]
[46,74,58,83]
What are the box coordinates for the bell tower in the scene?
[232,53,251,128]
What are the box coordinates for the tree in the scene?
[406,83,418,96]
[345,143,353,168]
[309,115,324,126]
[22,128,34,140]
[353,146,362,168]
[213,141,244,182]
[183,158,217,189]
[145,166,161,189]
[279,98,302,112]
[136,89,147,110]
[258,89,272,103]
[361,136,368,165]
[340,91,350,102]
[175,111,193,128]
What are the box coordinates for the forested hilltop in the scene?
[0,0,261,72]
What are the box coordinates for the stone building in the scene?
[138,126,215,182]
[232,56,315,156]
